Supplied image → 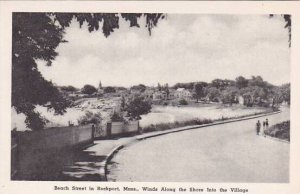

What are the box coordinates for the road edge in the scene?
[103,110,282,181]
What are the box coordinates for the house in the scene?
[153,91,168,100]
[174,88,192,100]
[142,88,155,99]
[238,96,244,105]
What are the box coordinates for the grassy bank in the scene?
[141,118,213,133]
[264,120,290,142]
[141,108,278,133]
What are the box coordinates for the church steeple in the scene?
[98,81,102,89]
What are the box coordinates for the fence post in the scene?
[107,122,112,138]
[137,121,142,134]
[91,124,95,141]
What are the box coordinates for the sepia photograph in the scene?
[9,12,292,184]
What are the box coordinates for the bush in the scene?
[264,120,290,141]
[179,99,188,105]
[78,111,102,125]
[111,112,125,122]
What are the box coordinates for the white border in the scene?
[1,1,300,194]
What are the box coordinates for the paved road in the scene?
[107,107,290,182]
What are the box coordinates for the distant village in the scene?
[57,76,290,116]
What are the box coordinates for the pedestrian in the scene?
[263,121,266,128]
[265,118,269,128]
[256,120,261,135]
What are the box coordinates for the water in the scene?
[140,105,268,127]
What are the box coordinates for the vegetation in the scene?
[235,76,249,89]
[12,13,290,130]
[141,109,276,134]
[131,84,147,92]
[164,84,170,99]
[173,76,290,108]
[173,82,195,90]
[60,86,78,92]
[120,96,126,111]
[12,13,165,130]
[220,86,238,105]
[104,86,116,93]
[193,82,206,102]
[179,99,188,105]
[141,118,213,133]
[125,97,152,120]
[206,87,221,102]
[81,84,97,95]
[78,111,102,125]
[264,120,290,142]
[110,112,125,122]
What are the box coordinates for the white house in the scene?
[238,96,244,105]
[174,88,192,100]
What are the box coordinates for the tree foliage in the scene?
[110,112,125,122]
[211,79,235,90]
[125,97,152,120]
[164,83,170,99]
[104,86,116,93]
[131,84,146,92]
[12,13,69,130]
[193,83,205,102]
[235,76,248,89]
[12,13,290,130]
[206,87,221,102]
[12,12,165,129]
[173,82,208,90]
[78,111,102,125]
[174,76,290,107]
[60,85,78,92]
[271,83,290,105]
[270,14,291,47]
[81,84,97,95]
[221,86,238,105]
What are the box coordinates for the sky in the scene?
[37,14,291,88]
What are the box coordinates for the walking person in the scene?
[256,120,261,135]
[265,118,269,128]
[263,121,266,128]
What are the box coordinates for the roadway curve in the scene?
[107,107,290,182]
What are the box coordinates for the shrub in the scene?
[111,112,125,122]
[179,99,188,105]
[78,111,102,125]
[264,120,290,141]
